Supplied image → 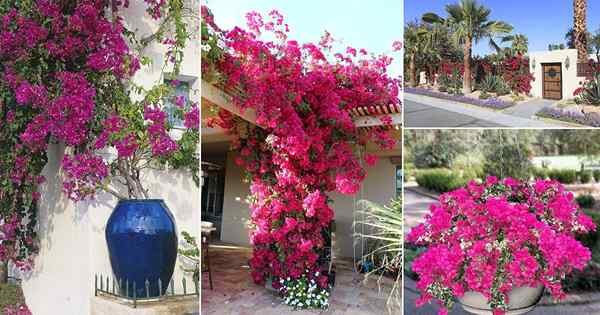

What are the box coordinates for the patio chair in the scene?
[201,221,215,290]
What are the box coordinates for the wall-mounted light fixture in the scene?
[532,58,536,71]
[565,56,570,70]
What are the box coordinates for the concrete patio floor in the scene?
[201,245,400,315]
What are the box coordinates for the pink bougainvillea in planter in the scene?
[201,6,400,307]
[407,177,596,315]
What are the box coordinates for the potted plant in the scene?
[62,87,199,298]
[407,176,596,315]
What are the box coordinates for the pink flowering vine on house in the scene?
[201,5,401,306]
[0,0,199,273]
[407,177,596,315]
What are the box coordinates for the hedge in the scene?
[547,169,578,184]
[415,169,470,193]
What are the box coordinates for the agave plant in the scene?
[576,72,600,105]
[354,198,402,312]
[478,74,500,93]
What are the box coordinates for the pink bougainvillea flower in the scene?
[408,178,595,313]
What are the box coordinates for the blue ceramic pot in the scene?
[105,199,177,298]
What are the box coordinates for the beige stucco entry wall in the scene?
[528,49,583,100]
[218,150,399,259]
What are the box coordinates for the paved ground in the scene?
[404,93,567,128]
[201,245,400,315]
[404,100,505,127]
[502,99,555,119]
[403,186,436,232]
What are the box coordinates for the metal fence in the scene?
[94,274,199,308]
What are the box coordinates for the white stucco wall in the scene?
[529,49,582,100]
[19,2,200,314]
[219,151,399,259]
[22,145,199,315]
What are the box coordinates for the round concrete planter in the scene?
[458,285,544,315]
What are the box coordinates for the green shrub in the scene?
[0,283,25,311]
[404,162,416,181]
[415,169,470,193]
[580,170,593,183]
[495,78,511,96]
[479,91,490,99]
[594,170,600,182]
[548,169,578,184]
[577,210,600,263]
[478,74,500,93]
[532,167,549,180]
[576,194,596,209]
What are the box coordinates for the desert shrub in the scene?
[479,91,490,99]
[478,74,500,93]
[415,169,470,193]
[548,169,578,184]
[576,194,596,209]
[496,78,512,96]
[594,170,600,182]
[580,170,593,183]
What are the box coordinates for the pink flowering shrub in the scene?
[202,6,400,302]
[407,177,596,315]
[4,304,32,315]
[0,0,198,276]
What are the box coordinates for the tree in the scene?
[490,34,528,57]
[423,0,512,94]
[404,21,428,87]
[482,130,534,179]
[591,28,600,62]
[573,0,589,65]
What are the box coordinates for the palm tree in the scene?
[574,0,588,65]
[404,21,429,87]
[490,34,529,57]
[591,28,600,62]
[423,0,512,94]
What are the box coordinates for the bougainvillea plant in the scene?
[201,6,400,307]
[501,54,534,95]
[407,177,596,315]
[0,0,199,271]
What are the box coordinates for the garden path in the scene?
[403,185,437,233]
[502,99,555,119]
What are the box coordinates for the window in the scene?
[164,79,191,128]
[395,165,403,198]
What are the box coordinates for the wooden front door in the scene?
[542,63,562,100]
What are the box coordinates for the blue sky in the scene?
[405,0,600,56]
[204,0,403,78]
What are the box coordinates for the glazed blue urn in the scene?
[105,199,178,297]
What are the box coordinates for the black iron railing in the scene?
[94,274,199,308]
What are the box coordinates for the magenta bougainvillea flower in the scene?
[1,0,197,273]
[407,177,596,315]
[202,5,401,295]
